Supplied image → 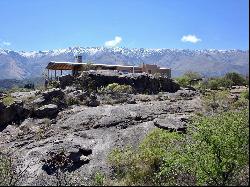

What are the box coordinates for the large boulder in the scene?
[34,104,59,119]
[42,88,65,101]
[153,115,189,133]
[59,74,75,89]
[85,93,100,107]
[31,88,67,109]
[0,100,30,130]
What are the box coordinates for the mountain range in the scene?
[0,47,248,79]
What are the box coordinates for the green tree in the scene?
[225,72,246,86]
[175,71,202,87]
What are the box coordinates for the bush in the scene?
[100,83,133,94]
[175,76,189,87]
[2,96,14,106]
[187,109,249,185]
[66,97,80,106]
[241,90,249,100]
[0,153,29,186]
[175,71,202,88]
[217,77,234,88]
[225,72,246,86]
[108,109,249,186]
[108,130,184,186]
[92,172,106,186]
[207,79,220,90]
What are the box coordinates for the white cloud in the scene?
[181,35,201,43]
[2,41,11,46]
[0,40,11,47]
[104,36,122,47]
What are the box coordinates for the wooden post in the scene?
[61,70,62,76]
[55,70,56,79]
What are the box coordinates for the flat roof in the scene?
[46,61,170,70]
[46,61,141,70]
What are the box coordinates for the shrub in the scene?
[92,172,106,186]
[225,72,246,86]
[217,77,234,88]
[2,96,14,106]
[108,109,249,186]
[49,80,60,88]
[207,79,220,90]
[66,97,80,106]
[175,71,202,88]
[241,90,249,100]
[108,130,186,186]
[0,153,29,186]
[187,109,249,185]
[202,90,231,112]
[183,71,202,80]
[0,153,12,186]
[100,83,133,94]
[175,76,190,87]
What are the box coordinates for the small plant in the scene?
[202,90,231,112]
[92,172,106,186]
[241,90,249,100]
[2,96,14,106]
[0,152,29,186]
[100,83,133,94]
[66,97,80,106]
[49,80,60,88]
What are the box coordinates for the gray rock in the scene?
[74,71,180,94]
[0,93,202,185]
[41,88,66,109]
[32,97,46,105]
[153,116,188,133]
[34,104,59,119]
[0,100,30,130]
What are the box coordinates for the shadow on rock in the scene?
[42,148,92,175]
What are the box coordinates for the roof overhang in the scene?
[46,61,84,70]
[46,61,141,70]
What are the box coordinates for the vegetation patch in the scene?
[108,109,249,186]
[2,96,15,106]
[99,83,133,94]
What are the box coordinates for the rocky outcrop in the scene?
[31,88,67,110]
[85,93,100,107]
[59,74,75,89]
[42,146,92,175]
[61,72,180,94]
[34,104,59,119]
[0,100,29,131]
[153,114,189,133]
[0,89,201,185]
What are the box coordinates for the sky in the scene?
[0,0,249,51]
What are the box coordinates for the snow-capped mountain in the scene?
[0,47,248,79]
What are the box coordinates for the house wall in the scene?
[158,68,171,78]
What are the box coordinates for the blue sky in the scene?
[0,0,249,51]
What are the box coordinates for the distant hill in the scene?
[0,47,248,79]
[0,77,44,90]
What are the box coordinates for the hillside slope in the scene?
[0,47,248,79]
